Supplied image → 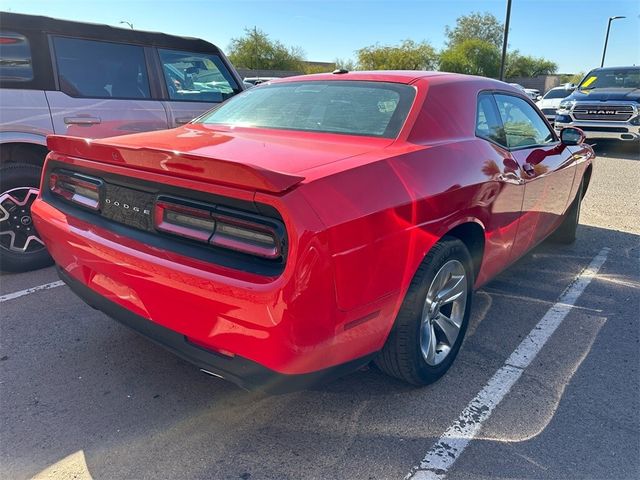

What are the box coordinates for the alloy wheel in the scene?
[420,259,468,366]
[0,187,45,253]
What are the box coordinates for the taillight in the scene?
[209,209,281,259]
[155,199,216,242]
[154,196,283,259]
[49,171,102,211]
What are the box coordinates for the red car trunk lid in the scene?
[47,124,390,193]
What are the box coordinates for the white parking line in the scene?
[0,280,65,303]
[406,247,611,480]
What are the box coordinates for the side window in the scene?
[0,31,33,81]
[52,37,150,99]
[476,93,506,146]
[158,49,239,102]
[494,94,554,149]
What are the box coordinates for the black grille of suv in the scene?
[573,104,634,121]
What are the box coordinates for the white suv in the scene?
[0,12,244,272]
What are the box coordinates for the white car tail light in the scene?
[154,197,282,259]
[49,170,102,211]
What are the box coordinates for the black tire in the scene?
[0,163,53,273]
[550,180,583,244]
[375,237,474,385]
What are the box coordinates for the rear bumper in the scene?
[58,266,374,393]
[31,183,392,390]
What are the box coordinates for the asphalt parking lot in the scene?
[1,141,639,480]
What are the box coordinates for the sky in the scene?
[2,0,639,74]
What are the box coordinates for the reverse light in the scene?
[209,209,280,259]
[155,200,216,242]
[154,196,283,259]
[49,170,102,210]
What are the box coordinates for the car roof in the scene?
[590,66,639,72]
[269,70,457,85]
[0,11,221,53]
[265,71,522,97]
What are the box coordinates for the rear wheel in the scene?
[375,237,474,385]
[550,180,583,244]
[0,163,53,272]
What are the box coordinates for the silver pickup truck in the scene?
[554,66,640,142]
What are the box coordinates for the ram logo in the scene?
[586,109,616,115]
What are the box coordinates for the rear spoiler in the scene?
[46,135,305,194]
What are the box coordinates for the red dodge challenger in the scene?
[31,71,593,393]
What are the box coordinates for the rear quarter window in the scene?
[52,36,151,99]
[476,93,507,147]
[0,31,33,81]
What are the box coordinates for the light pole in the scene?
[499,0,512,81]
[600,16,625,67]
[119,20,134,29]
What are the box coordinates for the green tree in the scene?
[559,72,585,85]
[506,51,558,77]
[356,40,437,70]
[302,64,333,74]
[227,27,304,71]
[439,39,501,78]
[445,12,504,48]
[335,57,357,71]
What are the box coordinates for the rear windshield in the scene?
[543,88,573,99]
[197,81,416,138]
[579,68,640,90]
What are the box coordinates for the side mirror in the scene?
[536,95,542,101]
[560,127,585,146]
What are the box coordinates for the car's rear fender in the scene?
[298,141,495,312]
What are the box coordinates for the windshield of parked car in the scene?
[543,88,573,99]
[578,68,640,90]
[197,80,416,138]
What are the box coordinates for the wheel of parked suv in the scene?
[550,179,583,244]
[375,237,474,385]
[0,163,53,272]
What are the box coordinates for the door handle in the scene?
[498,173,525,185]
[522,163,536,176]
[175,117,193,125]
[64,116,101,125]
